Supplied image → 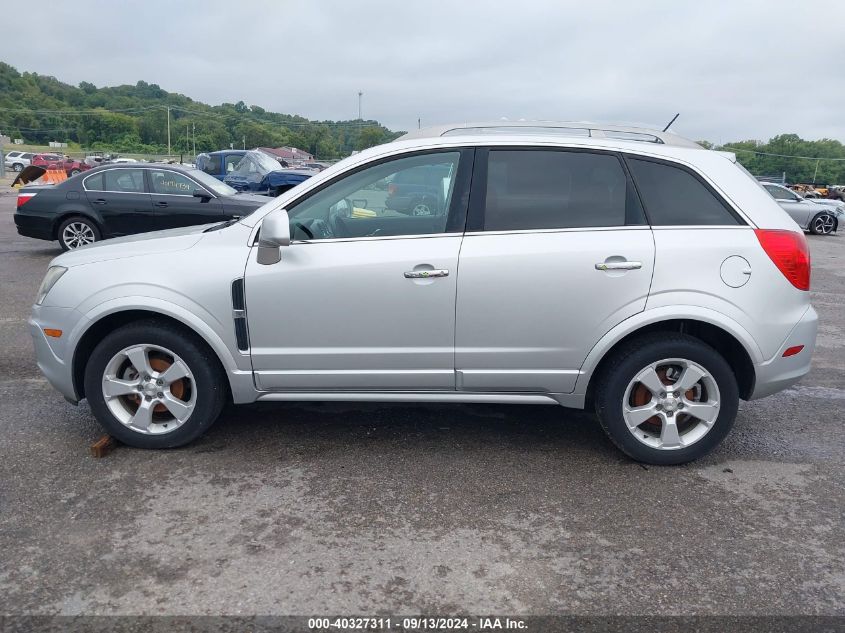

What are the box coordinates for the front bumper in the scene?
[750,305,818,400]
[29,305,88,404]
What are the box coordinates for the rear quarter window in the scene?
[627,157,742,226]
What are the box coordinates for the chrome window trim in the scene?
[290,232,462,245]
[463,226,651,237]
[81,166,214,198]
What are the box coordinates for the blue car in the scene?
[195,150,248,181]
[223,150,316,196]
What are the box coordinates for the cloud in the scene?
[3,0,844,142]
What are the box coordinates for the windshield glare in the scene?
[190,169,238,196]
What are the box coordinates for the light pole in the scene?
[166,106,171,157]
[358,91,363,121]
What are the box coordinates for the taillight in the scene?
[754,229,810,291]
[16,192,37,209]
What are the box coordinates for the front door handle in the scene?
[404,269,449,279]
[92,199,107,205]
[595,261,642,271]
[154,201,168,208]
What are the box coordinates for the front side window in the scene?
[627,158,741,226]
[764,184,799,201]
[149,170,196,195]
[286,151,462,241]
[482,150,635,231]
[104,169,145,193]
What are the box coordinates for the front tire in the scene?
[13,163,23,172]
[809,212,836,235]
[69,169,80,176]
[57,216,100,250]
[84,321,227,449]
[594,333,738,465]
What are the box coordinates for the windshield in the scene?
[232,151,280,177]
[189,169,238,196]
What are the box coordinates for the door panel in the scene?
[245,236,462,390]
[84,168,153,236]
[455,228,654,393]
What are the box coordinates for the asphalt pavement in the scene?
[0,191,843,617]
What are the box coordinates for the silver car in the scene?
[761,182,842,235]
[30,122,818,465]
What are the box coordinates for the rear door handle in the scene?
[595,261,642,271]
[154,201,168,208]
[404,269,449,279]
[92,199,107,205]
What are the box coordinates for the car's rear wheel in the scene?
[594,333,738,465]
[57,216,100,251]
[13,163,23,172]
[84,321,226,449]
[809,212,836,235]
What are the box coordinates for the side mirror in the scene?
[257,209,290,265]
[193,189,213,201]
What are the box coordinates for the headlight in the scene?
[35,266,67,306]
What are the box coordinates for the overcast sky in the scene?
[3,0,844,143]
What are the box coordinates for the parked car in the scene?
[31,153,92,177]
[28,122,817,465]
[385,162,455,216]
[3,150,34,172]
[14,163,270,250]
[761,182,842,235]
[195,150,247,181]
[223,150,315,196]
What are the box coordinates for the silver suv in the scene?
[29,123,818,464]
[4,150,34,172]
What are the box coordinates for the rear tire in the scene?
[57,216,100,250]
[594,333,738,465]
[84,320,227,449]
[13,163,23,172]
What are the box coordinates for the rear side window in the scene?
[627,158,741,226]
[104,169,145,193]
[84,173,104,191]
[482,150,640,231]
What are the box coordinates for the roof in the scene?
[397,120,702,149]
[258,146,314,160]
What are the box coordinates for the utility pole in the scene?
[358,91,363,121]
[192,122,196,155]
[186,124,189,155]
[418,118,421,129]
[242,136,245,150]
[166,106,171,157]
[812,159,820,184]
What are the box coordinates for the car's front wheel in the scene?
[69,169,81,176]
[84,321,227,448]
[13,163,23,172]
[57,216,100,250]
[594,333,738,465]
[809,212,836,235]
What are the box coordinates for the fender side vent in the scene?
[231,278,249,351]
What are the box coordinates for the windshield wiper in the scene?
[204,217,240,233]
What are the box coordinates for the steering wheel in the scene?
[291,221,314,240]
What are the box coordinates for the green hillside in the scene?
[0,62,401,158]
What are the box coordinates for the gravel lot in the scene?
[0,191,843,617]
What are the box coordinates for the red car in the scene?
[30,153,91,177]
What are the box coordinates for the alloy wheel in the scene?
[622,358,721,451]
[813,214,835,235]
[62,222,96,248]
[101,344,197,435]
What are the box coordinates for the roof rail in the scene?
[397,121,702,149]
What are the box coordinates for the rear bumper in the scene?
[750,305,818,400]
[14,212,53,241]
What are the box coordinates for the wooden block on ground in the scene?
[90,435,116,458]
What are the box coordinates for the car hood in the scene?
[223,192,271,205]
[810,199,845,213]
[52,224,210,268]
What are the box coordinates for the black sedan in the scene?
[14,163,272,250]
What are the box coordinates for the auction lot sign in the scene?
[0,617,842,632]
